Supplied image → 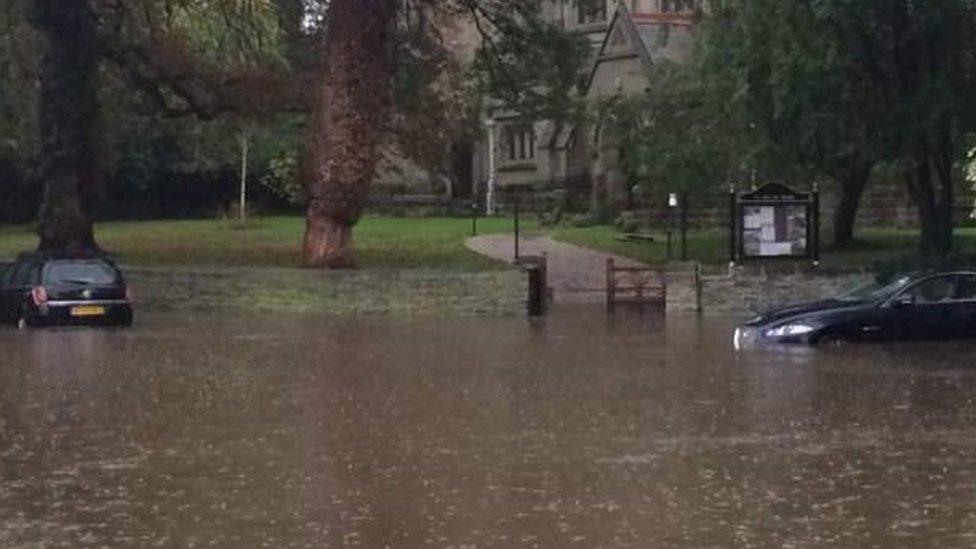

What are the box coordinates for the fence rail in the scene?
[606,258,665,312]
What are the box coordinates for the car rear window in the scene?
[0,264,12,287]
[10,263,38,287]
[45,262,120,285]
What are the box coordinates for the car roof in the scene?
[911,270,976,279]
[14,251,118,266]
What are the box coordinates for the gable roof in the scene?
[583,0,696,95]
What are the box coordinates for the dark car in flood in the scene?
[0,255,133,328]
[734,271,976,348]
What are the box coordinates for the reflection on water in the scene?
[2,309,976,546]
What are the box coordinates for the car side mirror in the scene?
[891,294,915,308]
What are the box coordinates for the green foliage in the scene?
[700,0,976,252]
[469,2,590,124]
[603,65,741,199]
[697,0,876,183]
[0,1,37,166]
[127,0,285,68]
[613,211,640,234]
[260,150,304,205]
[538,204,564,228]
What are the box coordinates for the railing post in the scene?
[540,253,548,307]
[606,258,615,313]
[729,185,737,265]
[812,183,821,267]
[471,200,478,237]
[680,192,689,262]
[513,195,521,260]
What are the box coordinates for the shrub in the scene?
[538,204,564,228]
[614,211,640,233]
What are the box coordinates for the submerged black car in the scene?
[0,255,133,328]
[734,271,976,348]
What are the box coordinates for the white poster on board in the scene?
[760,242,793,256]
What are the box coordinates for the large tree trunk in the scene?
[302,0,396,268]
[832,164,871,249]
[905,147,955,259]
[32,0,101,256]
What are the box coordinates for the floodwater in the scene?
[2,309,976,547]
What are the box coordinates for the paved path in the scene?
[466,234,652,302]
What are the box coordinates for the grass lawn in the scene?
[552,225,976,272]
[0,216,536,271]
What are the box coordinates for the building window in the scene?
[658,0,695,12]
[578,0,607,24]
[505,126,536,162]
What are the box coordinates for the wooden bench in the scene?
[614,233,656,243]
[606,258,665,312]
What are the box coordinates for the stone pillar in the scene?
[665,261,701,314]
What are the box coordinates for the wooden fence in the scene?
[605,258,665,312]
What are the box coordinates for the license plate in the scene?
[71,306,106,317]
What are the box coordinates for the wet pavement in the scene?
[2,309,976,547]
[466,235,649,302]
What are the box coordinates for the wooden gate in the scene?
[605,258,665,312]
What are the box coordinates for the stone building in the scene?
[476,0,700,213]
[369,0,692,210]
[371,0,957,233]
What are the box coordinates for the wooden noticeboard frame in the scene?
[729,183,820,265]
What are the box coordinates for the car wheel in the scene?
[816,332,850,347]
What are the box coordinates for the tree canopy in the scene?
[698,0,976,253]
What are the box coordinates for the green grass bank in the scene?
[0,216,536,270]
[551,225,976,271]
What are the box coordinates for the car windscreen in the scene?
[44,262,120,285]
[838,274,914,302]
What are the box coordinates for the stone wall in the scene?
[126,267,527,317]
[666,262,867,315]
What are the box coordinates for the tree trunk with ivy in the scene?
[831,162,872,249]
[905,140,956,259]
[303,0,396,268]
[31,0,101,256]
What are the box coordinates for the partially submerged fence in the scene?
[606,258,665,312]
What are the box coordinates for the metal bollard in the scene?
[527,265,544,316]
[471,201,478,237]
[520,255,547,317]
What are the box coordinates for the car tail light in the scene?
[31,286,48,306]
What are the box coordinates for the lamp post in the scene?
[669,192,688,261]
[728,182,737,267]
[667,192,678,261]
[485,118,498,216]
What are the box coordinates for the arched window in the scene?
[504,126,536,162]
[578,0,607,24]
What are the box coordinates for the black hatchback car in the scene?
[734,271,976,348]
[0,255,133,328]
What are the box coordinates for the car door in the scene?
[0,263,12,320]
[5,262,35,320]
[952,274,976,339]
[0,262,29,321]
[885,275,960,340]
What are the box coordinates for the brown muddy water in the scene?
[2,309,976,547]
